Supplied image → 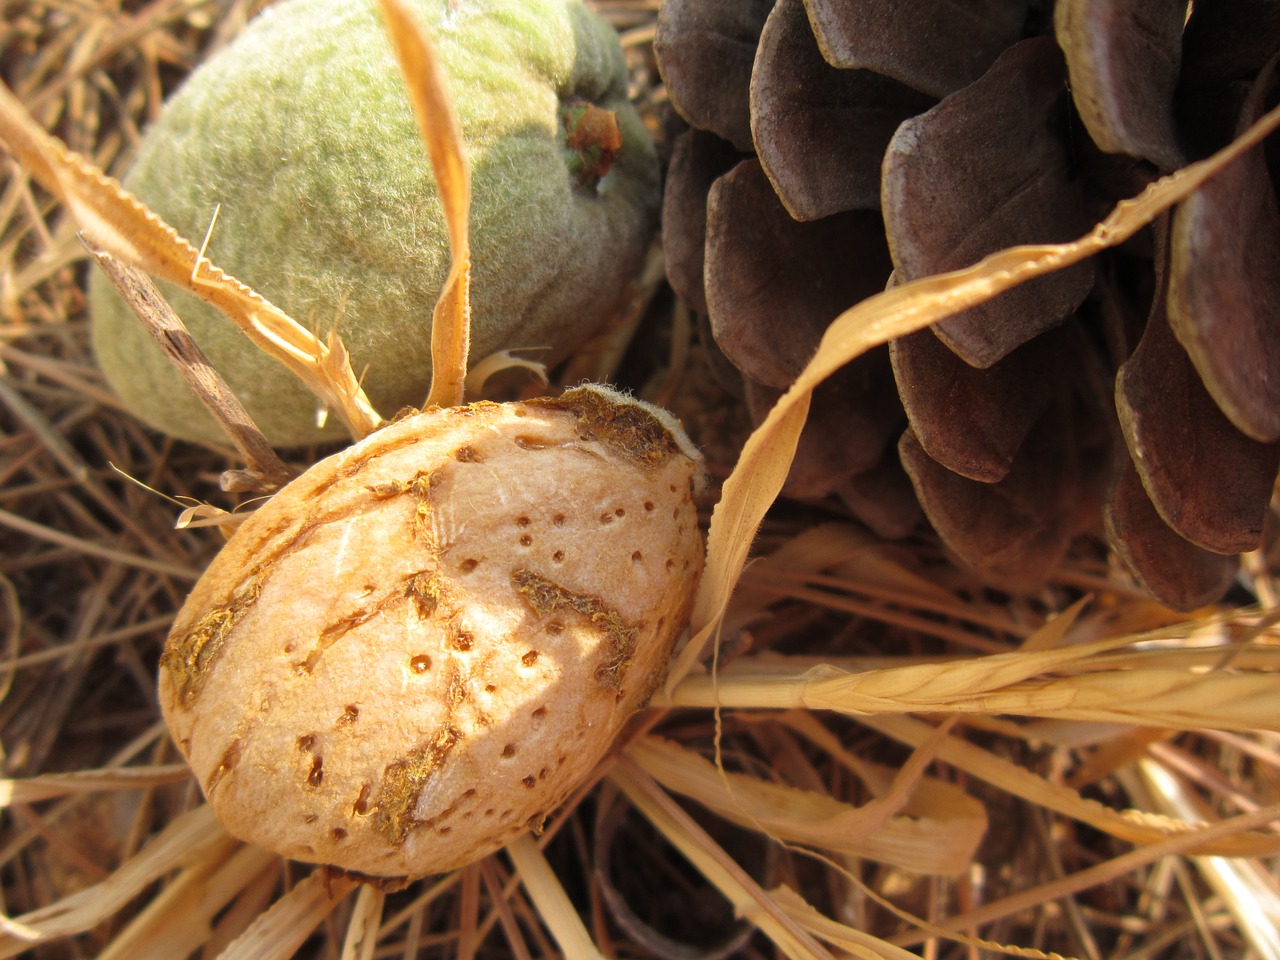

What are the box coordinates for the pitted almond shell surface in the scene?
[159,387,704,877]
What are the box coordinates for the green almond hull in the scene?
[90,0,659,446]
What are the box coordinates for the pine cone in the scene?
[657,0,1280,608]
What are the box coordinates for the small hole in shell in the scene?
[532,706,547,721]
[440,826,452,835]
[631,551,642,563]
[485,683,498,693]
[410,655,432,673]
[353,784,372,816]
[516,516,531,527]
[519,534,532,547]
[338,704,359,725]
[502,743,516,758]
[614,507,625,517]
[522,650,539,667]
[599,512,613,524]
[552,550,565,563]
[484,807,495,816]
[546,622,564,635]
[451,632,473,652]
[553,513,566,526]
[665,559,675,572]
[459,558,479,573]
[297,734,316,752]
[522,775,537,788]
[644,501,655,511]
[308,757,324,788]
[331,827,348,840]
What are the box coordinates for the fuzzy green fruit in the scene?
[89,0,659,446]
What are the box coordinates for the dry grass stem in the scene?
[86,249,293,491]
[610,756,838,960]
[374,0,472,409]
[96,842,276,960]
[663,653,1280,732]
[1136,759,1280,959]
[859,714,1280,857]
[888,802,1280,951]
[215,869,358,960]
[764,886,921,960]
[0,804,227,955]
[505,834,605,960]
[0,765,188,806]
[338,882,386,960]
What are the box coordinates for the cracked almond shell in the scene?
[158,386,704,877]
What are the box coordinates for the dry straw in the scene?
[2,1,1280,957]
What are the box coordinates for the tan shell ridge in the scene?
[158,389,704,876]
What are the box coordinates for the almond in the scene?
[158,386,703,877]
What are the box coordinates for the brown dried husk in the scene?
[3,2,1280,959]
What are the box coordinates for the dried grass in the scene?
[3,1,1280,958]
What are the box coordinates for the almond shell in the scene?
[159,387,704,877]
